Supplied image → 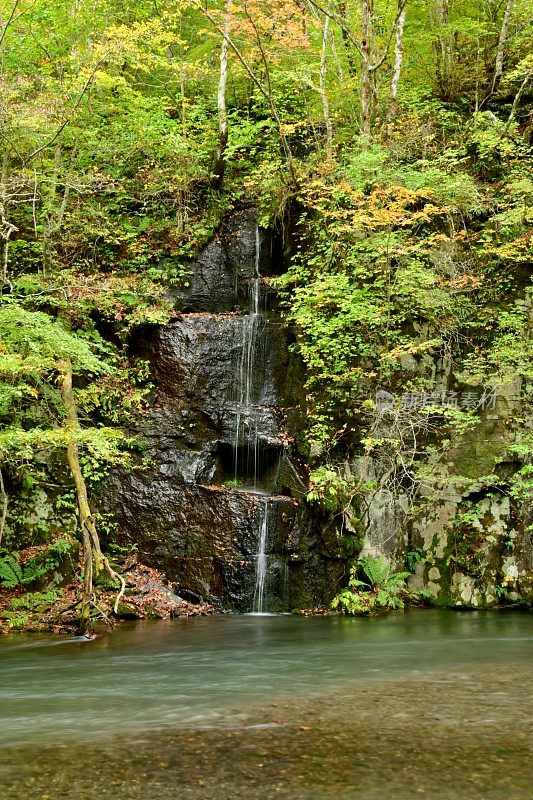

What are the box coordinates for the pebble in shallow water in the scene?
[1,668,532,800]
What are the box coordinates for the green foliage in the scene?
[307,467,357,512]
[343,145,482,214]
[332,556,410,615]
[405,548,426,572]
[0,306,108,376]
[9,590,62,613]
[0,554,24,588]
[508,434,533,514]
[1,612,30,629]
[0,538,73,589]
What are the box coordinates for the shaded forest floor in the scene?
[0,555,215,634]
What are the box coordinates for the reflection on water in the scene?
[0,610,531,749]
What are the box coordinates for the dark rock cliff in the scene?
[104,211,345,610]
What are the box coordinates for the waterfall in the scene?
[251,223,260,314]
[233,314,260,484]
[232,226,271,611]
[252,499,269,613]
[233,225,261,485]
[110,212,310,613]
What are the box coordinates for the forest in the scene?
[0,0,531,631]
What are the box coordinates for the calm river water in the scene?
[0,610,532,799]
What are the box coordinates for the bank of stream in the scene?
[0,610,531,799]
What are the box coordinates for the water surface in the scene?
[1,610,531,798]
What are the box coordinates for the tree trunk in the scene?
[0,8,5,75]
[389,0,407,114]
[0,147,17,290]
[491,0,514,93]
[59,360,125,632]
[191,0,299,187]
[0,466,8,549]
[337,0,357,78]
[60,360,101,631]
[43,143,70,276]
[360,0,373,138]
[505,67,533,130]
[320,1,334,159]
[212,0,231,189]
[432,0,453,99]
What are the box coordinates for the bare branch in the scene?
[369,0,408,73]
[492,0,514,93]
[319,0,333,158]
[505,66,533,130]
[25,66,99,164]
[189,0,299,186]
[306,0,362,55]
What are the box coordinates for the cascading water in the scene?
[106,210,339,613]
[252,499,269,613]
[233,314,259,483]
[231,226,273,611]
[251,223,260,315]
[233,224,262,486]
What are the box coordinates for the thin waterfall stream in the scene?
[233,225,261,484]
[232,225,273,612]
[107,211,309,612]
[252,500,269,613]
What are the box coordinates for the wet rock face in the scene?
[106,465,329,611]
[134,314,291,491]
[106,472,300,610]
[174,210,275,313]
[105,211,344,611]
[139,313,286,443]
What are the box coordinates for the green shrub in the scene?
[0,538,73,588]
[0,554,24,588]
[9,590,62,612]
[332,555,409,615]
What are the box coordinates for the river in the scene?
[0,610,531,799]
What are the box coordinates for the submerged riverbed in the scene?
[1,610,532,799]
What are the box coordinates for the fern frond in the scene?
[0,555,24,588]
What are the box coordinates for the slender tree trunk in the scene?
[213,0,231,189]
[389,0,407,114]
[0,466,8,549]
[505,67,533,130]
[432,0,453,99]
[360,0,373,138]
[0,3,16,76]
[79,528,93,632]
[0,147,16,290]
[59,360,125,632]
[337,0,357,77]
[179,63,187,136]
[191,0,299,187]
[320,1,333,159]
[43,144,71,276]
[0,9,5,75]
[491,0,514,93]
[60,360,101,631]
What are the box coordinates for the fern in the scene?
[9,590,62,612]
[0,538,73,589]
[0,555,24,588]
[360,555,390,587]
[3,611,29,628]
[333,555,410,615]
